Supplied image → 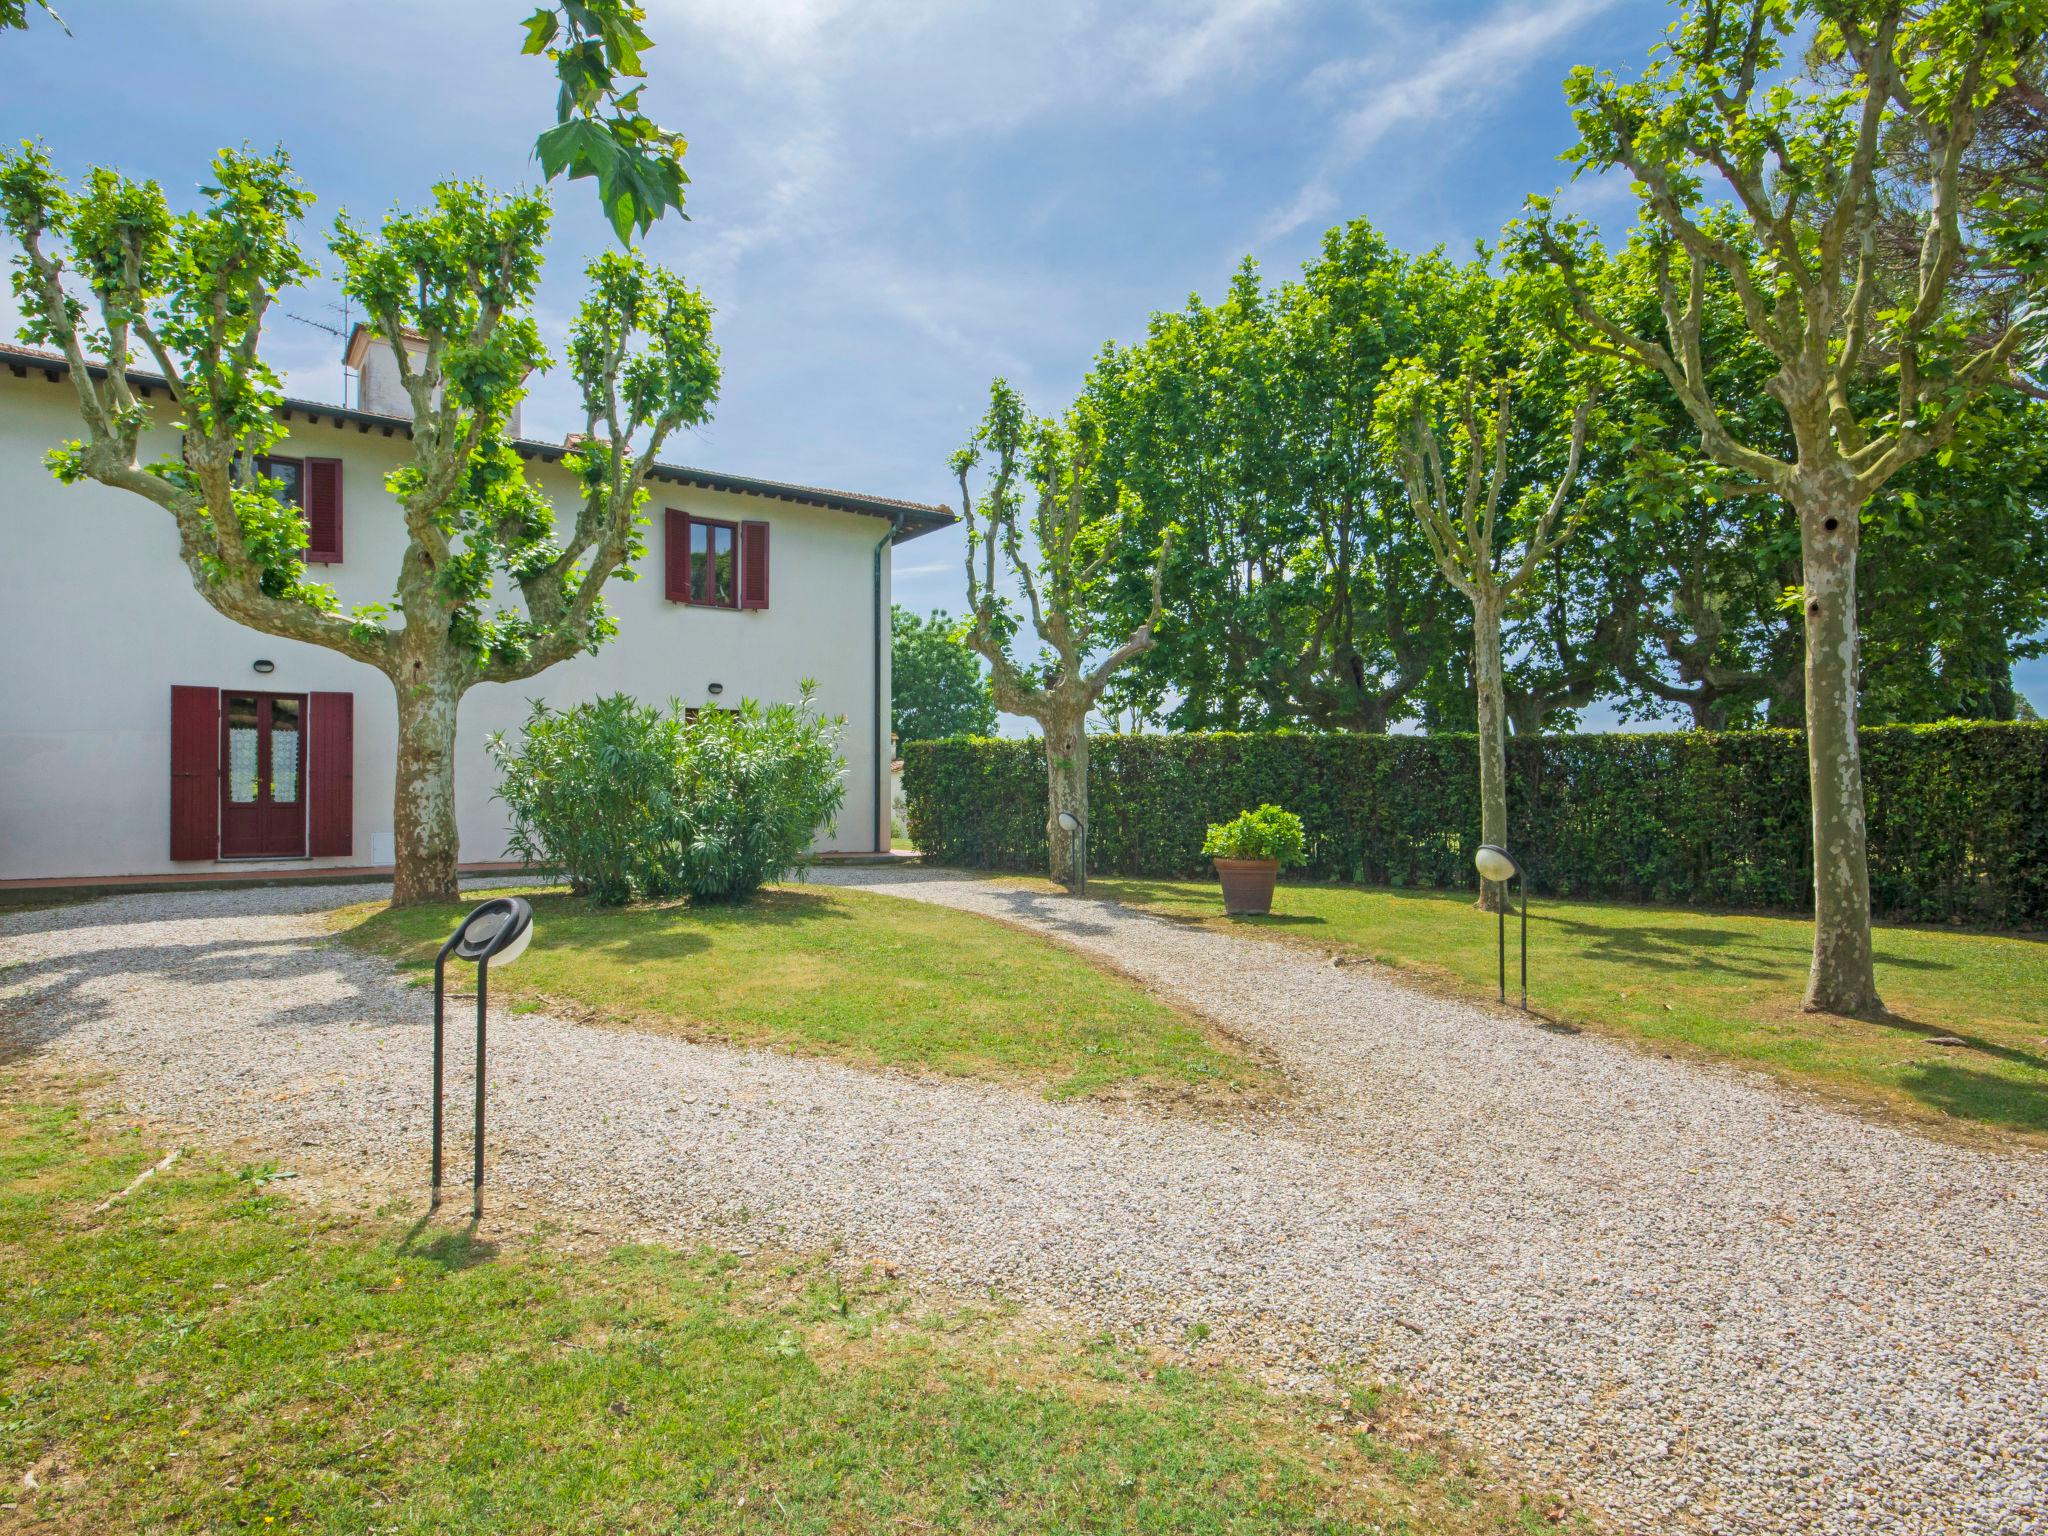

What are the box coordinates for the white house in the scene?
[0,338,953,883]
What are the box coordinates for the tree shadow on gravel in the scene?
[979,888,1126,938]
[0,931,398,1063]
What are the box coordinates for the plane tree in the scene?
[1509,0,2047,1013]
[891,605,998,744]
[0,144,719,904]
[1079,263,1309,731]
[1374,275,1600,913]
[953,380,1170,893]
[1083,223,1469,734]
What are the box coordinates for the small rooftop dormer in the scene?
[342,323,522,440]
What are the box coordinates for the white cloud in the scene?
[1135,0,1299,98]
[648,0,924,78]
[655,0,1312,348]
[1258,0,1615,242]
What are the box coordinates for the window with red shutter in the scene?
[740,520,770,610]
[304,457,344,563]
[256,454,343,564]
[666,509,741,608]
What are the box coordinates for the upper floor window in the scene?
[258,454,304,509]
[256,453,344,564]
[665,509,770,610]
[690,517,738,608]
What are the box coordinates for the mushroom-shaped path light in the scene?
[432,897,536,1218]
[1474,844,1520,885]
[1473,845,1527,1010]
[451,896,534,968]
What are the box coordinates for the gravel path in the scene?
[1,872,2043,1536]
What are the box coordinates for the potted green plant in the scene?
[1201,804,1306,916]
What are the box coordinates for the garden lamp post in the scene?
[432,896,535,1218]
[1473,844,1526,1010]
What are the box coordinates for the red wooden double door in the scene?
[170,686,353,861]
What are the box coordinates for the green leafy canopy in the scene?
[0,138,721,690]
[522,1,689,243]
[892,606,999,744]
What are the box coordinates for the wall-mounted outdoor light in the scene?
[706,681,725,696]
[431,896,534,1219]
[252,659,276,675]
[1473,843,1527,1010]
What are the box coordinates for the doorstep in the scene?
[0,861,542,905]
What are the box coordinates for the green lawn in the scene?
[1076,877,2048,1148]
[0,1087,1590,1535]
[335,885,1268,1104]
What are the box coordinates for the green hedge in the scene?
[902,723,2048,927]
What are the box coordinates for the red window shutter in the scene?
[304,457,343,564]
[169,685,219,861]
[664,509,690,601]
[740,520,770,610]
[308,691,354,857]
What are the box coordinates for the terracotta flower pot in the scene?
[1213,857,1279,916]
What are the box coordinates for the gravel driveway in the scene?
[1,870,2043,1536]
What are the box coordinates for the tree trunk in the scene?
[1045,707,1089,894]
[1796,482,1881,1015]
[391,669,465,907]
[1505,691,1545,740]
[1473,595,1509,915]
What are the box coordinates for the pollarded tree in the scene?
[1509,0,2046,1014]
[953,380,1170,893]
[1376,351,1594,914]
[0,144,719,905]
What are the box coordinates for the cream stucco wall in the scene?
[0,370,905,880]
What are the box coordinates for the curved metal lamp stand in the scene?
[431,896,534,1219]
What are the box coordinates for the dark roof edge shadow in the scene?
[0,343,956,543]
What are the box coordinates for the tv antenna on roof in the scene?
[281,298,356,407]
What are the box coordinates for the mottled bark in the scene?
[390,666,465,907]
[1796,478,1880,1014]
[1044,708,1090,894]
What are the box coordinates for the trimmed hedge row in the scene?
[902,723,2048,927]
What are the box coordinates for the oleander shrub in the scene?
[1202,805,1308,866]
[492,689,847,905]
[902,723,2048,927]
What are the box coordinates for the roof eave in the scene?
[0,344,955,542]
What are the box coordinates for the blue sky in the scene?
[7,0,2039,717]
